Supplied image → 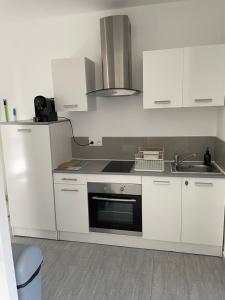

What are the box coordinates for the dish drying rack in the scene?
[135,145,164,172]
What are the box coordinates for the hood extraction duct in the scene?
[87,15,140,97]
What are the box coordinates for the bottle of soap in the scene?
[204,147,211,166]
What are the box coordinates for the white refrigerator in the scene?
[1,120,72,240]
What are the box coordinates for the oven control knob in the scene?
[120,186,125,192]
[104,186,107,191]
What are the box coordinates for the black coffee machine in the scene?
[33,96,58,122]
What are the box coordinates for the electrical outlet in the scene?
[89,137,103,146]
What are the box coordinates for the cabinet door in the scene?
[182,178,225,246]
[54,184,89,233]
[143,48,183,109]
[1,125,56,231]
[142,177,182,242]
[51,57,95,112]
[183,44,225,107]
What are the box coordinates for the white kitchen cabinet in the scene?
[142,177,182,242]
[143,48,183,109]
[143,44,225,109]
[51,57,96,112]
[1,121,72,239]
[183,44,225,107]
[182,178,225,246]
[54,183,89,233]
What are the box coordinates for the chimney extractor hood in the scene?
[87,15,140,97]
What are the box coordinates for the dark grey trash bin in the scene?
[12,243,43,300]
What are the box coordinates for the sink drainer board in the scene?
[135,145,164,172]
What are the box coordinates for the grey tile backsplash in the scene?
[72,136,217,161]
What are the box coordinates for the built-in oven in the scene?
[88,182,142,236]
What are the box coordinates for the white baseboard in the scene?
[11,227,222,257]
[12,227,57,240]
[59,231,222,257]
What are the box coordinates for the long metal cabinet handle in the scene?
[153,180,171,185]
[61,178,77,181]
[92,196,136,203]
[195,182,213,187]
[64,104,78,108]
[17,129,32,132]
[194,98,213,103]
[154,100,171,104]
[61,189,79,192]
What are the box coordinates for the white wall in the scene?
[73,99,218,137]
[216,2,225,142]
[217,108,225,141]
[0,0,224,138]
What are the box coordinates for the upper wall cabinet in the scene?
[51,57,96,112]
[143,48,183,109]
[183,44,225,107]
[143,44,225,109]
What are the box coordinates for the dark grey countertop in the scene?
[0,119,68,125]
[54,160,225,179]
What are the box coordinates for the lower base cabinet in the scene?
[142,177,182,242]
[53,174,225,254]
[54,183,89,233]
[142,176,225,248]
[182,178,225,246]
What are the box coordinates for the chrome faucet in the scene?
[174,153,197,167]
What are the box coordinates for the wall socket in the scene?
[89,137,103,146]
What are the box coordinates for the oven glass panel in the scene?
[88,193,142,232]
[97,201,133,225]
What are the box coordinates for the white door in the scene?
[1,125,56,231]
[183,44,225,107]
[143,48,183,109]
[142,177,182,242]
[182,178,225,246]
[0,136,18,300]
[54,184,89,233]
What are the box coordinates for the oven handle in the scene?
[92,196,137,203]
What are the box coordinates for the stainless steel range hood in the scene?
[87,15,140,97]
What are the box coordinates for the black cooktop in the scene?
[102,161,134,173]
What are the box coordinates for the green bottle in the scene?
[3,99,9,122]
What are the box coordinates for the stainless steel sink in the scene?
[171,161,222,174]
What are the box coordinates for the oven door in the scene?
[88,193,142,234]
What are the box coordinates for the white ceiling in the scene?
[0,0,186,24]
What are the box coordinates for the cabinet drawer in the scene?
[54,173,86,185]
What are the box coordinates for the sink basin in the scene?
[171,162,222,174]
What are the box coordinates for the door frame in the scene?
[0,131,18,300]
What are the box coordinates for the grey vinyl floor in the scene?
[13,237,225,300]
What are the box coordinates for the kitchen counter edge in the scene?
[53,160,225,179]
[0,119,68,125]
